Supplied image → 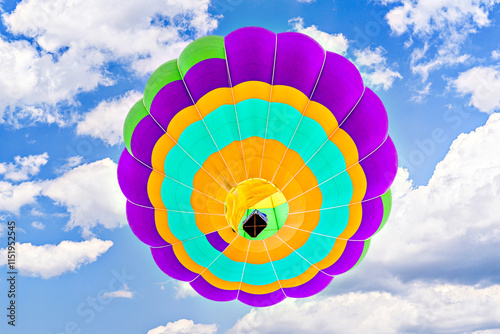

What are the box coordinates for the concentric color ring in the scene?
[117,27,398,307]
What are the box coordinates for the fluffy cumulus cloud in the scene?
[382,0,500,81]
[0,37,112,127]
[366,112,500,280]
[173,281,199,299]
[354,47,402,90]
[42,158,126,237]
[0,152,49,182]
[452,66,500,113]
[289,17,349,55]
[77,90,142,145]
[0,0,220,126]
[0,158,126,237]
[229,283,500,333]
[0,239,113,278]
[0,180,43,214]
[55,156,84,174]
[101,285,134,300]
[147,319,217,334]
[289,18,400,90]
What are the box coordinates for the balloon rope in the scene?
[281,86,366,192]
[286,135,388,203]
[281,225,371,242]
[270,49,327,184]
[127,150,227,202]
[263,240,288,298]
[127,198,226,212]
[139,100,229,194]
[258,33,278,179]
[189,232,239,282]
[176,62,238,187]
[287,193,385,214]
[236,240,251,300]
[150,226,233,249]
[224,39,249,180]
[274,234,335,276]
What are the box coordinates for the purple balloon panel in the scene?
[312,52,364,123]
[350,197,384,240]
[360,136,398,199]
[130,115,165,167]
[190,276,238,302]
[323,240,365,275]
[126,201,169,247]
[151,246,198,282]
[274,32,325,98]
[225,27,276,86]
[238,288,287,307]
[150,80,193,130]
[340,87,389,159]
[117,149,153,207]
[183,58,230,103]
[283,271,333,298]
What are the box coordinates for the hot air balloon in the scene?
[117,27,397,307]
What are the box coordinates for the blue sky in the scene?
[0,0,499,333]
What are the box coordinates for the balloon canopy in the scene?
[117,27,398,307]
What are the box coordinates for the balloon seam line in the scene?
[287,134,389,203]
[282,225,368,242]
[258,33,278,179]
[263,239,287,298]
[274,234,335,277]
[188,233,239,283]
[224,37,249,180]
[236,240,251,300]
[151,226,232,249]
[286,193,385,214]
[280,85,367,192]
[176,58,238,187]
[270,48,328,184]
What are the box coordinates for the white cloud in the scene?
[31,221,45,230]
[364,113,500,281]
[289,17,349,55]
[229,283,500,334]
[42,158,126,238]
[384,0,496,36]
[77,90,142,146]
[0,152,49,182]
[101,285,134,299]
[452,66,500,113]
[0,239,112,278]
[0,0,220,126]
[297,0,316,2]
[148,319,217,334]
[410,82,431,102]
[30,207,45,216]
[55,156,84,174]
[287,20,400,90]
[354,47,402,90]
[492,50,500,60]
[0,180,43,214]
[383,0,500,81]
[173,281,199,299]
[0,37,111,127]
[0,158,126,236]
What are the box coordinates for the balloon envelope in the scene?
[117,27,397,307]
